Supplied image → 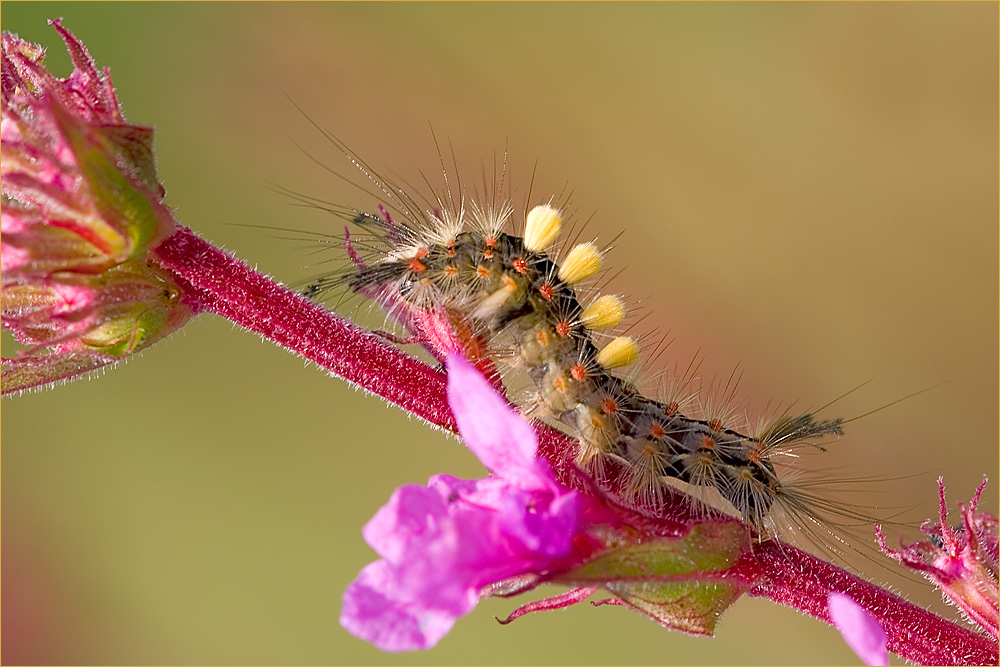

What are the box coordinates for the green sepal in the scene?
[1,352,116,395]
[97,123,162,197]
[82,306,168,357]
[558,522,751,636]
[603,578,747,636]
[50,100,173,255]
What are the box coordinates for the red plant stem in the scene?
[150,227,997,666]
[152,227,456,431]
[738,542,997,666]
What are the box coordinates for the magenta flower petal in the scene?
[445,353,550,487]
[340,353,587,651]
[361,484,449,564]
[498,486,578,557]
[828,592,889,666]
[340,560,457,652]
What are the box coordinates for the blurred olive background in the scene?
[2,3,996,665]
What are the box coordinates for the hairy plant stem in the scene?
[151,226,997,666]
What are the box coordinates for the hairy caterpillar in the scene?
[296,137,878,547]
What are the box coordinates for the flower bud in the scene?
[878,478,999,641]
[1,21,193,394]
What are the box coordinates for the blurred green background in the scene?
[2,3,997,665]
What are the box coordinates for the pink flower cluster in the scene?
[1,21,191,394]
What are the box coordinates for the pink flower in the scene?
[340,354,587,651]
[828,592,889,666]
[878,478,999,641]
[1,21,193,394]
